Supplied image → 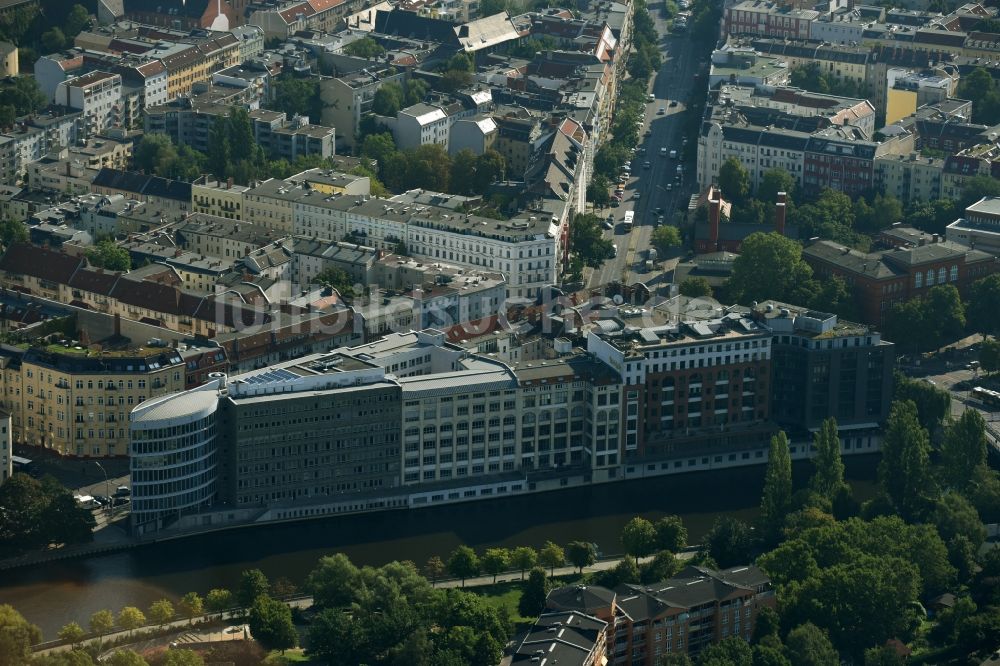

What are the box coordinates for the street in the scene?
[589,19,701,291]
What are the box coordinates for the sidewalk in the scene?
[32,552,696,655]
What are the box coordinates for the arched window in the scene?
[915,272,923,288]
[950,265,958,281]
[938,268,946,284]
[926,269,934,286]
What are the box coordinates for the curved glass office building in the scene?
[129,375,224,536]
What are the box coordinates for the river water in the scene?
[0,456,878,639]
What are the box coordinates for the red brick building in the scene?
[803,236,1000,326]
[546,565,775,665]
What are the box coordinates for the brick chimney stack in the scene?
[708,187,721,251]
[775,191,787,236]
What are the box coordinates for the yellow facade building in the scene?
[0,345,187,458]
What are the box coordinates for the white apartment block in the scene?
[290,194,560,301]
[55,71,123,134]
[394,103,450,151]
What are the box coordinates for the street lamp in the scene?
[94,461,110,516]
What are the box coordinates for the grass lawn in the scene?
[472,581,535,625]
[267,648,311,664]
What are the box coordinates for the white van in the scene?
[611,244,618,257]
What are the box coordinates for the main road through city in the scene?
[589,17,702,291]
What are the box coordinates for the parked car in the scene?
[657,215,665,225]
[658,107,666,114]
[115,486,131,497]
[670,100,679,107]
[112,497,130,507]
[648,93,655,102]
[644,160,651,169]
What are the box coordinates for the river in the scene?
[0,456,879,639]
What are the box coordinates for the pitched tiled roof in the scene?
[0,244,84,284]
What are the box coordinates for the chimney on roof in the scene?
[775,191,787,236]
[919,237,926,246]
[227,176,233,189]
[114,313,121,337]
[708,187,722,251]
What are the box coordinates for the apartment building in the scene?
[751,302,894,437]
[546,565,775,665]
[250,0,370,39]
[751,39,870,93]
[393,103,451,151]
[0,410,10,485]
[191,177,250,221]
[319,66,408,150]
[493,110,547,181]
[0,112,85,185]
[513,612,608,666]
[0,344,187,458]
[174,215,283,260]
[231,25,265,62]
[725,0,817,40]
[875,152,945,204]
[803,236,1000,325]
[587,311,773,463]
[450,115,498,156]
[291,237,378,286]
[157,33,241,100]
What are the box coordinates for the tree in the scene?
[178,592,203,625]
[894,373,951,433]
[0,604,41,666]
[424,555,446,584]
[757,168,795,206]
[4,76,47,117]
[89,609,114,637]
[204,588,234,614]
[981,338,1000,374]
[305,553,359,608]
[372,82,404,116]
[698,637,752,665]
[147,599,174,626]
[718,157,749,203]
[925,284,966,349]
[511,546,538,580]
[704,516,753,568]
[449,148,479,195]
[640,550,682,583]
[481,547,510,583]
[41,27,65,53]
[206,116,232,180]
[809,274,859,323]
[0,105,14,130]
[539,541,566,577]
[64,5,89,39]
[650,225,681,255]
[863,645,905,666]
[474,150,505,193]
[58,622,85,646]
[344,37,384,58]
[86,240,131,271]
[933,492,987,548]
[448,52,473,72]
[587,173,612,207]
[811,418,846,500]
[727,232,815,304]
[163,649,204,666]
[753,644,791,666]
[248,595,297,653]
[753,606,781,644]
[0,218,27,249]
[940,409,987,491]
[447,545,480,586]
[406,143,452,192]
[106,651,148,666]
[785,623,839,666]
[656,655,693,666]
[117,607,145,637]
[965,273,1000,340]
[621,517,657,565]
[957,67,1000,126]
[406,78,429,106]
[570,213,614,267]
[879,400,937,521]
[565,541,597,572]
[312,266,355,298]
[760,431,793,543]
[519,568,549,617]
[271,76,322,121]
[272,575,297,598]
[679,277,712,298]
[654,516,688,552]
[238,569,270,609]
